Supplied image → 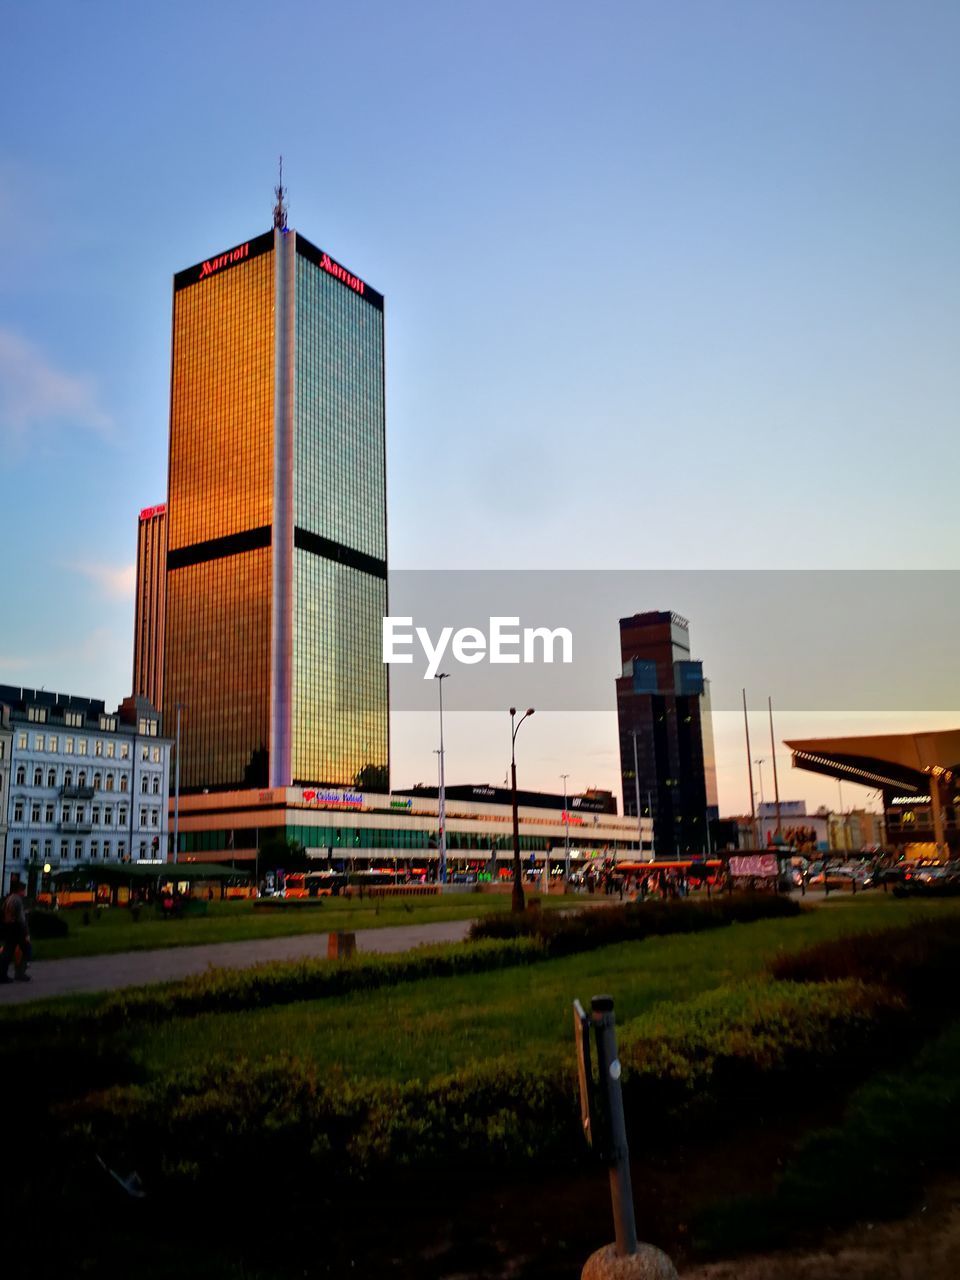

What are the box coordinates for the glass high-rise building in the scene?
[616,611,718,857]
[163,222,388,793]
[132,503,167,712]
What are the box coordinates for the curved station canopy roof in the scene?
[785,729,960,795]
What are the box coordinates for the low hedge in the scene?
[7,896,801,1037]
[26,908,69,939]
[62,978,903,1203]
[4,936,543,1035]
[693,1014,960,1256]
[769,918,960,1007]
[469,892,802,954]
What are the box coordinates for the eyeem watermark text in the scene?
[382,616,574,679]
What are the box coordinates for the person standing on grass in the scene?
[0,882,31,983]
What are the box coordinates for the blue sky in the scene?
[2,1,958,810]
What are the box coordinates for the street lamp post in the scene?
[173,703,185,865]
[435,673,449,885]
[510,706,535,913]
[561,773,570,885]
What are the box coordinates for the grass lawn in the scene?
[133,896,960,1083]
[37,888,583,960]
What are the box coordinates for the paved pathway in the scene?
[0,918,474,1006]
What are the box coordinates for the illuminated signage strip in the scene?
[296,235,383,312]
[139,503,166,522]
[174,231,274,292]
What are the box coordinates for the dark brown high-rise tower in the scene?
[616,611,718,857]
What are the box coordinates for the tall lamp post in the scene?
[435,673,449,885]
[561,772,570,884]
[173,703,186,865]
[510,706,535,913]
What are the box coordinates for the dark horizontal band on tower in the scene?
[168,525,272,570]
[294,527,387,580]
[167,524,386,580]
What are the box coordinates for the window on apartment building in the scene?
[15,766,25,786]
[34,734,44,751]
[11,840,21,861]
[44,804,54,824]
[77,770,87,787]
[30,803,40,823]
[64,738,74,755]
[106,741,115,759]
[93,772,102,791]
[27,707,47,724]
[46,769,56,788]
[138,841,147,859]
[90,841,99,860]
[60,840,68,860]
[33,767,42,787]
[63,769,72,787]
[119,775,128,793]
[151,774,160,795]
[16,733,27,750]
[151,747,161,763]
[95,740,103,757]
[119,742,129,760]
[13,801,24,823]
[74,841,82,860]
[140,775,149,794]
[62,805,71,823]
[103,841,111,860]
[92,805,100,825]
[150,809,159,827]
[48,735,58,753]
[105,773,114,792]
[43,839,52,862]
[77,739,88,756]
[65,711,82,728]
[119,806,127,825]
[118,840,126,860]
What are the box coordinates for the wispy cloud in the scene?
[0,327,112,445]
[66,561,136,601]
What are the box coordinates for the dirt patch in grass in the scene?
[681,1178,960,1280]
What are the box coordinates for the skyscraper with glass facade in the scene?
[163,226,388,793]
[616,611,718,857]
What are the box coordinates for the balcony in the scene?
[58,821,93,835]
[60,785,95,800]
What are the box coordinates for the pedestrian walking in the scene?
[0,882,31,983]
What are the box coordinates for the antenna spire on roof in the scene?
[273,155,288,230]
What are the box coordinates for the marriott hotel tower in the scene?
[162,208,388,794]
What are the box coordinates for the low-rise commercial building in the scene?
[0,686,172,893]
[171,782,651,874]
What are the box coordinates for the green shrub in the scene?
[693,1015,960,1256]
[27,908,69,939]
[469,893,801,954]
[4,936,543,1035]
[62,978,904,1203]
[769,918,960,1008]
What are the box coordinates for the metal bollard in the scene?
[591,995,637,1255]
[574,995,677,1279]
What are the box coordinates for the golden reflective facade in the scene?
[132,505,167,711]
[163,229,388,794]
[165,547,271,789]
[168,246,275,549]
[165,236,275,790]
